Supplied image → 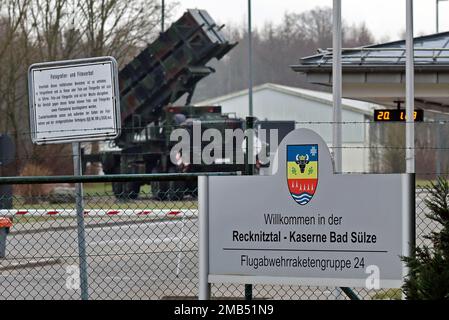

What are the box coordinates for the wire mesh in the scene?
[0,184,435,300]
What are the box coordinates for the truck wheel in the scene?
[167,167,185,201]
[184,180,198,198]
[112,181,125,200]
[124,182,140,200]
[189,188,198,199]
[167,180,186,201]
[112,182,140,200]
[151,168,169,200]
[151,180,169,200]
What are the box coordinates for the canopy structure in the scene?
[291,32,449,115]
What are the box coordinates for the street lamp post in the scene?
[436,0,448,32]
[161,0,165,33]
[245,0,254,301]
[332,0,342,173]
[248,0,253,117]
[406,0,415,174]
[404,0,416,300]
[435,0,446,175]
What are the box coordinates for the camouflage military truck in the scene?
[84,9,246,200]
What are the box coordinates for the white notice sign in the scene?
[28,57,120,144]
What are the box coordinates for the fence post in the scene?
[198,175,210,300]
[402,173,416,300]
[72,142,89,300]
[435,119,441,176]
[0,134,14,211]
[175,213,186,277]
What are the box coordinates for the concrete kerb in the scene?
[0,258,61,272]
[0,209,198,235]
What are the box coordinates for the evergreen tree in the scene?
[402,177,449,299]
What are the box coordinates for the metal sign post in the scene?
[72,142,89,300]
[198,175,210,300]
[245,116,255,300]
[0,134,15,209]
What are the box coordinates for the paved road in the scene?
[0,217,199,299]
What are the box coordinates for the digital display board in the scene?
[374,109,424,122]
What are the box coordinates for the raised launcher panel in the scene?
[118,9,236,140]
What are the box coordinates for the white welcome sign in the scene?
[202,129,411,290]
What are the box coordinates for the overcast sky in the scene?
[176,0,449,43]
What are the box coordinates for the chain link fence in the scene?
[0,183,435,300]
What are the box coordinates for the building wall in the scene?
[204,88,367,144]
[198,88,370,172]
[341,142,369,173]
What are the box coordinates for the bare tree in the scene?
[295,7,333,49]
[0,0,178,175]
[194,6,378,102]
[0,1,31,175]
[77,0,173,66]
[344,22,375,48]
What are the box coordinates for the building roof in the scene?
[292,31,449,72]
[290,32,449,111]
[196,83,383,116]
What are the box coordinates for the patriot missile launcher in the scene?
[85,9,245,200]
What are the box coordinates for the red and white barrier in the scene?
[0,209,198,218]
